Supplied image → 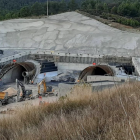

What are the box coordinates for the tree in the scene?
[11,12,19,18]
[0,14,4,20]
[31,2,44,16]
[111,6,117,14]
[95,2,104,12]
[103,3,109,13]
[81,1,88,10]
[90,0,96,9]
[87,3,92,10]
[68,0,78,11]
[129,3,138,17]
[20,6,30,17]
[5,12,12,19]
[59,0,67,12]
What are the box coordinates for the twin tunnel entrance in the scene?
[78,65,115,81]
[1,62,36,84]
[0,62,114,84]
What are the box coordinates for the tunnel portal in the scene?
[78,65,115,81]
[0,62,36,84]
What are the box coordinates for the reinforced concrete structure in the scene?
[0,12,140,83]
[0,12,140,57]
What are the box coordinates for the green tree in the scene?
[129,3,138,17]
[11,12,19,18]
[103,3,108,13]
[90,0,96,9]
[68,0,78,11]
[0,14,4,20]
[111,6,117,14]
[95,2,104,13]
[20,6,30,17]
[31,2,44,16]
[5,12,12,19]
[81,1,88,10]
[59,0,67,12]
[87,3,92,10]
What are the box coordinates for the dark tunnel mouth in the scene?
[22,71,27,77]
[16,66,26,81]
[1,62,36,84]
[3,65,27,83]
[91,67,107,75]
[78,65,114,81]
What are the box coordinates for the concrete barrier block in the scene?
[87,76,127,82]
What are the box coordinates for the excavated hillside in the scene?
[0,12,140,57]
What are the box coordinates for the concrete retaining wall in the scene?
[57,62,93,73]
[87,76,127,82]
[30,53,132,65]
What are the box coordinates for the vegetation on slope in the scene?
[81,0,140,27]
[0,0,79,20]
[0,82,140,139]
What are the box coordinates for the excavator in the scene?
[0,79,32,106]
[16,79,33,101]
[38,79,56,97]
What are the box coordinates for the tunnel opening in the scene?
[78,65,114,81]
[14,65,26,81]
[2,65,26,84]
[1,62,36,84]
[92,67,107,75]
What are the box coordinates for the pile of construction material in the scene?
[51,71,78,82]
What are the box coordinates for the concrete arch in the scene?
[1,62,36,84]
[78,65,115,81]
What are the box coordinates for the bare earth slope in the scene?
[0,12,140,57]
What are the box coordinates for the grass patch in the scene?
[0,82,140,139]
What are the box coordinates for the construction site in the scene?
[0,12,140,117]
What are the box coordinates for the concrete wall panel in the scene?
[57,62,93,72]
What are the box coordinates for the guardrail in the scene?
[0,51,30,63]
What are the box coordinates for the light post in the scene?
[47,0,49,17]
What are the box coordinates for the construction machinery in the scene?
[38,79,56,97]
[16,79,33,101]
[0,87,17,107]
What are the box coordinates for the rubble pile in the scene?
[51,71,80,83]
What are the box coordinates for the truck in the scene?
[0,87,17,107]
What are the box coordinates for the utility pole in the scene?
[47,0,49,17]
[96,0,97,14]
